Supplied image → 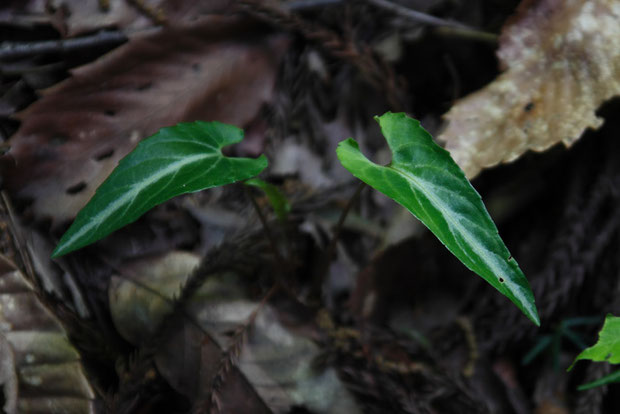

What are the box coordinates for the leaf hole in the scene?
[66,182,87,195]
[93,148,115,161]
[499,277,505,283]
[524,102,535,112]
[136,82,153,91]
[104,109,116,117]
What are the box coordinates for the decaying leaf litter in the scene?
[1,0,620,413]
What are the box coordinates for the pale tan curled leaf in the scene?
[109,251,270,412]
[109,251,362,413]
[3,16,288,223]
[439,0,620,179]
[0,254,95,414]
[108,251,201,345]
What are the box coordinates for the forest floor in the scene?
[1,1,619,413]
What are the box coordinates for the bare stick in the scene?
[367,0,498,43]
[197,282,280,414]
[0,31,127,60]
[367,0,472,30]
[243,184,288,270]
[238,0,407,110]
[314,181,366,293]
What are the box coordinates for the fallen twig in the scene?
[0,30,127,60]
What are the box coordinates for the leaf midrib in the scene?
[62,152,216,250]
[391,163,537,314]
[387,163,505,283]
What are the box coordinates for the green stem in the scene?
[243,184,288,271]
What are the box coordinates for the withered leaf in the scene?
[108,251,201,345]
[3,16,288,223]
[0,255,95,414]
[47,0,232,37]
[439,0,620,178]
[109,251,361,413]
[109,252,271,412]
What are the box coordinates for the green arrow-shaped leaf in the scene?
[52,121,267,258]
[336,112,539,325]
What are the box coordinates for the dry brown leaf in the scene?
[0,254,95,414]
[2,16,288,223]
[439,0,620,178]
[108,251,201,344]
[109,251,361,413]
[47,0,232,37]
[109,252,271,411]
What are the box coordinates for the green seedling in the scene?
[53,113,539,325]
[337,113,538,325]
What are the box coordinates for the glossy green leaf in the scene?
[336,112,539,325]
[52,121,267,258]
[570,314,620,370]
[245,178,290,222]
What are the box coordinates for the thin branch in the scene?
[0,30,128,60]
[366,0,498,43]
[98,254,217,341]
[287,0,343,10]
[117,235,272,411]
[243,185,301,302]
[195,283,280,414]
[434,26,498,44]
[243,184,287,270]
[238,0,407,110]
[367,0,472,30]
[314,181,366,293]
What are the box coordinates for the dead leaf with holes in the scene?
[46,0,233,37]
[2,16,288,224]
[439,0,620,179]
[0,254,95,414]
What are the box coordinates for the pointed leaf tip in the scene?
[52,121,267,258]
[337,112,539,325]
